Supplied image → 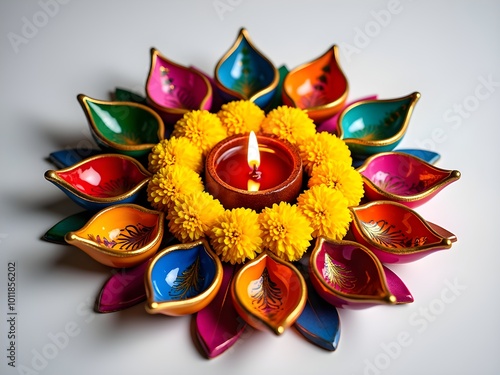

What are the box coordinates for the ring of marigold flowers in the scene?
[146,100,365,265]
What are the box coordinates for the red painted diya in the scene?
[205,132,303,211]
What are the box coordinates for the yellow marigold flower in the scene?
[260,105,316,146]
[259,202,313,262]
[172,110,227,156]
[147,165,203,212]
[148,137,203,174]
[297,185,351,240]
[167,191,224,242]
[299,132,352,175]
[209,208,263,264]
[308,161,364,206]
[217,100,265,136]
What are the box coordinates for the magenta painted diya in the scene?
[205,132,303,211]
[357,151,461,208]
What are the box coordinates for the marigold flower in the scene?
[167,191,224,242]
[147,164,204,212]
[259,202,313,262]
[299,132,352,175]
[297,185,351,240]
[260,105,316,146]
[172,110,227,156]
[217,100,265,136]
[308,161,364,206]
[148,136,203,174]
[209,208,263,264]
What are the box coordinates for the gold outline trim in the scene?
[310,237,396,305]
[282,45,349,114]
[144,238,223,316]
[357,151,461,203]
[349,200,453,256]
[64,203,165,258]
[230,251,307,335]
[337,92,421,147]
[44,153,151,204]
[214,28,279,103]
[145,48,213,115]
[77,94,165,152]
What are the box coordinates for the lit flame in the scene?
[247,179,260,191]
[247,131,260,170]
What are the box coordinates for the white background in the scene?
[1,1,499,374]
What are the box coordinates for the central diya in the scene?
[205,132,303,211]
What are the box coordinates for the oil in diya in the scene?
[205,131,303,211]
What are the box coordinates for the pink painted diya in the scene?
[357,151,461,207]
[41,27,461,359]
[145,48,212,125]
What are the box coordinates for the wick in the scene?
[249,164,262,180]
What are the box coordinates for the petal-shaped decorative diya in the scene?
[357,151,461,207]
[145,239,223,316]
[77,94,165,158]
[214,28,279,109]
[95,259,151,313]
[65,204,164,268]
[294,277,341,351]
[349,201,454,263]
[316,95,377,134]
[309,237,398,309]
[145,48,213,125]
[282,45,349,123]
[337,92,420,158]
[44,153,151,210]
[195,263,246,358]
[231,251,307,335]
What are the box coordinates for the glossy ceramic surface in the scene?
[77,94,165,158]
[309,237,398,309]
[65,204,164,268]
[214,28,279,109]
[44,153,151,210]
[337,92,420,157]
[294,269,341,351]
[357,151,461,207]
[205,133,303,211]
[282,45,349,123]
[316,95,377,134]
[231,251,307,335]
[145,48,213,125]
[95,259,150,313]
[145,239,223,316]
[195,263,246,358]
[350,201,454,263]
